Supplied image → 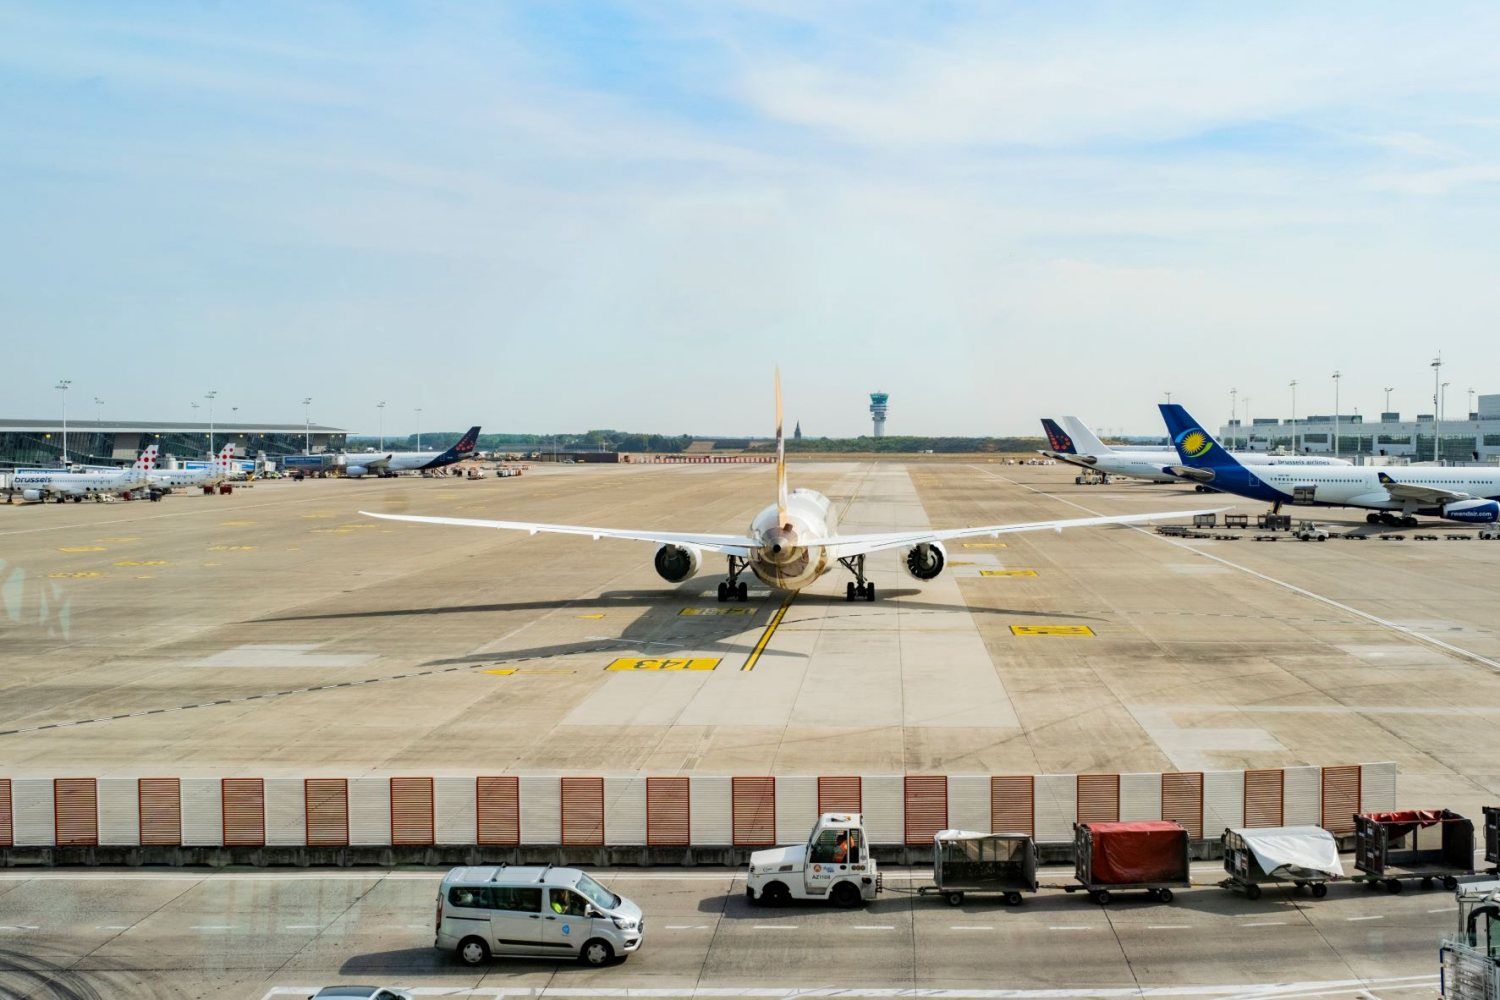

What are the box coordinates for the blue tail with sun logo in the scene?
[1040,418,1077,454]
[1158,405,1242,471]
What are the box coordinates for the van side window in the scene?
[448,886,487,908]
[492,886,542,913]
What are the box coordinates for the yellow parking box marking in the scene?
[59,546,106,553]
[484,668,519,676]
[1010,624,1094,637]
[962,542,1007,549]
[743,596,793,672]
[980,569,1038,577]
[219,520,257,527]
[208,545,255,552]
[98,536,139,542]
[680,607,756,617]
[49,571,102,579]
[607,658,720,672]
[578,613,605,620]
[114,560,169,567]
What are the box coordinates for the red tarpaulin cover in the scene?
[1082,821,1189,885]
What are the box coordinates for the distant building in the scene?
[1218,392,1500,462]
[0,418,347,470]
[869,393,889,438]
[793,421,802,440]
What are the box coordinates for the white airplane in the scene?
[1041,416,1350,484]
[341,426,481,477]
[1162,403,1500,527]
[9,445,159,503]
[148,444,238,493]
[360,376,1218,602]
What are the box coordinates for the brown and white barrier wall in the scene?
[0,764,1396,865]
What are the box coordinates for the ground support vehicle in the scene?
[1220,826,1343,900]
[1065,821,1191,904]
[917,830,1039,906]
[1354,809,1475,892]
[1293,521,1329,541]
[746,812,880,907]
[436,865,643,967]
[1439,879,1500,1000]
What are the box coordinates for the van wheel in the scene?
[580,939,614,967]
[457,937,490,966]
[831,882,862,908]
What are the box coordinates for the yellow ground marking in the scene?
[1010,624,1094,637]
[203,561,220,567]
[680,607,756,617]
[962,542,1007,549]
[950,560,975,566]
[578,613,605,620]
[219,520,257,527]
[49,571,102,579]
[980,569,1038,577]
[743,596,793,672]
[114,560,169,567]
[607,657,720,672]
[484,668,519,676]
[300,513,334,519]
[133,575,154,580]
[58,546,106,553]
[208,545,255,552]
[98,536,140,542]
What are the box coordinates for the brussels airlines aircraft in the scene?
[9,445,159,502]
[1160,403,1500,527]
[360,375,1218,602]
[342,426,481,477]
[147,444,237,492]
[1041,417,1350,484]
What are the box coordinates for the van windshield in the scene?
[573,873,618,909]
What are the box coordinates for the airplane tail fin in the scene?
[1060,417,1113,454]
[1158,405,1241,470]
[775,367,788,521]
[218,443,236,473]
[431,426,482,464]
[132,444,159,472]
[1040,419,1078,454]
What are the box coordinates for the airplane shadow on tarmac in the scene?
[252,583,1107,670]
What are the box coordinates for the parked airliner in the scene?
[147,444,238,492]
[1041,417,1350,484]
[361,376,1218,602]
[8,446,159,503]
[341,426,481,477]
[1160,404,1500,526]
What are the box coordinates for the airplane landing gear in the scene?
[718,556,750,603]
[839,555,875,602]
[1367,513,1381,524]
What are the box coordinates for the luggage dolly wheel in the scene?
[1244,883,1262,901]
[1092,890,1111,905]
[1005,892,1023,907]
[1443,876,1460,891]
[1152,888,1175,903]
[1311,882,1329,898]
[945,892,964,907]
[1421,877,1434,889]
[1385,879,1403,894]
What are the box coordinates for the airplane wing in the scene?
[812,508,1227,559]
[359,511,760,555]
[1377,472,1469,505]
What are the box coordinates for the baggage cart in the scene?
[1219,826,1344,900]
[1064,821,1190,904]
[1354,809,1475,892]
[917,830,1039,907]
[1224,514,1249,529]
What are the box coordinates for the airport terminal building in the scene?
[0,418,348,469]
[1219,393,1500,463]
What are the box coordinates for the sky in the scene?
[3,1,1499,438]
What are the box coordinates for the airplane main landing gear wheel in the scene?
[718,555,750,602]
[1367,513,1381,524]
[839,554,875,602]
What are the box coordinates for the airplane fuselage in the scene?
[1045,450,1350,484]
[1200,465,1500,515]
[747,488,838,590]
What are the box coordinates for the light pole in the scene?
[1383,386,1394,415]
[1289,380,1299,452]
[1431,354,1442,462]
[415,407,423,452]
[1442,381,1451,462]
[1243,397,1251,450]
[1164,391,1173,403]
[1469,387,1477,420]
[1230,388,1238,449]
[377,401,386,451]
[93,396,103,426]
[55,379,71,464]
[205,390,217,458]
[1331,371,1341,457]
[302,397,313,454]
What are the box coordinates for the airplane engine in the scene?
[345,466,368,478]
[21,489,42,502]
[903,540,947,581]
[1441,498,1500,523]
[653,543,702,583]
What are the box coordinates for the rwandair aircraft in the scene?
[1160,403,1500,527]
[359,376,1217,602]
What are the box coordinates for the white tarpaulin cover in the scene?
[1231,825,1345,879]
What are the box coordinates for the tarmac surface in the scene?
[1,460,1499,818]
[0,864,1464,998]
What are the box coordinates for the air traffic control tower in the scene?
[869,392,889,438]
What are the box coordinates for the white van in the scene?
[435,865,643,967]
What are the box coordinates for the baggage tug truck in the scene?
[745,813,881,907]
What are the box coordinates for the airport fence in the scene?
[0,763,1395,866]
